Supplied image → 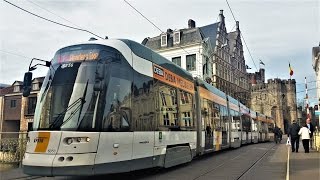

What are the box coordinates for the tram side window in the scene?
[201,98,216,131]
[241,115,251,132]
[251,119,258,132]
[213,103,221,130]
[201,98,209,130]
[231,110,241,131]
[220,105,228,131]
[102,77,132,132]
[179,90,194,129]
[262,122,268,133]
[156,83,178,130]
[101,62,133,132]
[131,72,155,131]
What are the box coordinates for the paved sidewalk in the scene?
[289,146,320,180]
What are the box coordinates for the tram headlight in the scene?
[85,137,90,142]
[66,138,73,145]
[76,137,82,142]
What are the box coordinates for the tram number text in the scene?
[47,149,56,154]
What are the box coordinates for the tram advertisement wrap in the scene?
[153,64,194,94]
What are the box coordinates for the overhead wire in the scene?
[0,49,31,59]
[3,0,104,39]
[26,0,82,29]
[225,0,258,71]
[123,0,191,55]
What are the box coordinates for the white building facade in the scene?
[143,10,250,105]
[312,44,320,104]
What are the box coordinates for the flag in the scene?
[289,63,293,76]
[259,60,265,65]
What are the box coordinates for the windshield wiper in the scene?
[49,81,89,129]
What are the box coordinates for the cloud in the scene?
[0,0,319,96]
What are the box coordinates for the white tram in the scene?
[22,39,275,176]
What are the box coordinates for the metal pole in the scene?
[305,77,310,120]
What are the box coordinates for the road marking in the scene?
[286,146,290,180]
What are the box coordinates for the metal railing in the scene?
[0,132,28,165]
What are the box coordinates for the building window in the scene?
[32,83,39,90]
[180,91,190,104]
[161,34,167,47]
[183,112,192,126]
[173,31,180,44]
[172,56,181,67]
[160,91,167,106]
[27,97,37,115]
[13,86,20,92]
[163,113,170,126]
[186,54,196,71]
[10,100,16,108]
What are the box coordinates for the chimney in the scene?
[219,10,224,22]
[236,21,240,30]
[188,19,196,28]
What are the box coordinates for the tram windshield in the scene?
[32,44,131,131]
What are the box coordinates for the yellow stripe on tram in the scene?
[34,132,51,153]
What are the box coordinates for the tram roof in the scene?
[227,95,239,105]
[119,39,194,81]
[58,39,194,82]
[198,80,227,99]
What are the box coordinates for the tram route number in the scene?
[61,63,73,69]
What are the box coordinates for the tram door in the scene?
[203,100,214,150]
[204,114,214,150]
[221,106,229,147]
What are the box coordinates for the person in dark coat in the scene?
[274,126,281,143]
[288,120,300,152]
[306,118,315,149]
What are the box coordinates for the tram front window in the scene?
[32,44,131,131]
[34,61,98,131]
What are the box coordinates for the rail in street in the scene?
[1,142,319,180]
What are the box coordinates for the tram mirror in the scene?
[23,72,33,97]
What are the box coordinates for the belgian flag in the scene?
[289,63,293,76]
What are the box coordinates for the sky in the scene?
[0,0,319,104]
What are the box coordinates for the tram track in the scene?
[236,144,277,180]
[192,143,277,180]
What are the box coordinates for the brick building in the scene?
[0,77,44,138]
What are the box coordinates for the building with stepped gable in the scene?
[142,10,250,106]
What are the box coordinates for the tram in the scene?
[22,39,275,176]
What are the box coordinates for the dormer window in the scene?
[13,86,20,92]
[32,83,39,90]
[173,31,180,45]
[161,33,167,47]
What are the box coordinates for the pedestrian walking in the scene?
[298,124,311,153]
[274,126,281,143]
[306,118,315,149]
[288,120,300,152]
